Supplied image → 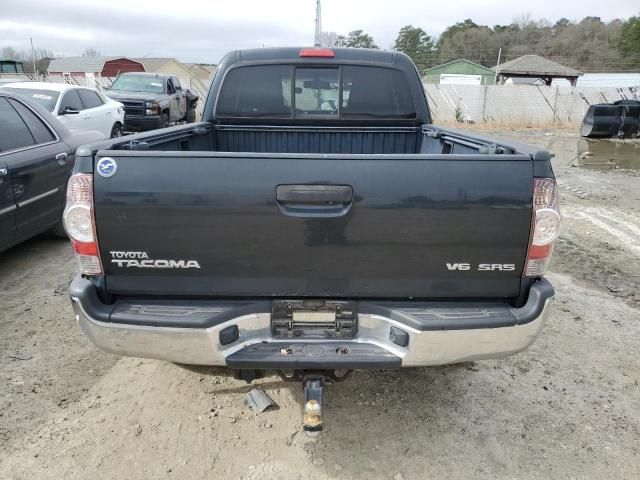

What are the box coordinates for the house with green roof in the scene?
[423,59,496,85]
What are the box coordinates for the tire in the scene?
[186,107,196,123]
[50,220,67,238]
[161,112,170,129]
[110,122,123,138]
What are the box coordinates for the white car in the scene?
[1,82,125,138]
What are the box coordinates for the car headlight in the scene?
[145,101,159,115]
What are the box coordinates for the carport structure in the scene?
[496,55,583,86]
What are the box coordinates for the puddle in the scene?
[576,138,640,171]
[460,129,640,172]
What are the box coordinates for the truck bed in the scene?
[106,122,541,156]
[211,125,422,154]
[120,124,423,155]
[82,122,550,301]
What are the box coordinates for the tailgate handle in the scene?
[276,185,353,217]
[277,185,352,204]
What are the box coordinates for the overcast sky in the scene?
[1,0,638,63]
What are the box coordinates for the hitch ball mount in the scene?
[235,369,352,434]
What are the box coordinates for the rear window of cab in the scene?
[216,65,416,120]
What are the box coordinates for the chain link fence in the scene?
[3,72,639,126]
[425,84,640,125]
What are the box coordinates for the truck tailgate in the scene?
[94,152,533,298]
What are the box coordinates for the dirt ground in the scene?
[1,129,639,480]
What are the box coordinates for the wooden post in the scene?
[552,86,559,124]
[481,84,488,122]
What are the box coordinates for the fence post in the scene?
[552,86,559,124]
[481,84,488,122]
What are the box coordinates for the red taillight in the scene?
[524,178,561,277]
[63,174,103,275]
[299,48,335,58]
[71,239,99,256]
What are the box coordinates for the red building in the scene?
[47,56,145,78]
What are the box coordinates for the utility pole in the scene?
[30,37,37,77]
[494,47,502,85]
[314,0,322,46]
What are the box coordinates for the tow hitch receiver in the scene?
[271,370,351,434]
[302,377,324,433]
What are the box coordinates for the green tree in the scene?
[393,25,434,71]
[438,19,479,45]
[428,14,631,72]
[336,30,379,49]
[437,23,498,66]
[553,18,570,32]
[492,24,518,34]
[619,16,640,65]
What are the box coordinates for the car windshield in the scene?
[2,88,60,112]
[110,76,165,94]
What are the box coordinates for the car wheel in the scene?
[110,122,123,138]
[161,112,170,129]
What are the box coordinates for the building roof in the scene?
[185,63,215,72]
[424,59,495,75]
[133,58,192,75]
[22,57,53,74]
[133,58,171,71]
[48,56,143,73]
[496,55,582,77]
[184,63,216,81]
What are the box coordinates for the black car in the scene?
[0,91,105,253]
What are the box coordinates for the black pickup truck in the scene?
[105,72,197,132]
[65,47,559,432]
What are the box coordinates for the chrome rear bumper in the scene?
[70,277,553,367]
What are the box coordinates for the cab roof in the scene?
[225,47,415,69]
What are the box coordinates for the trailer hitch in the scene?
[299,370,351,435]
[235,369,352,434]
[302,376,324,434]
